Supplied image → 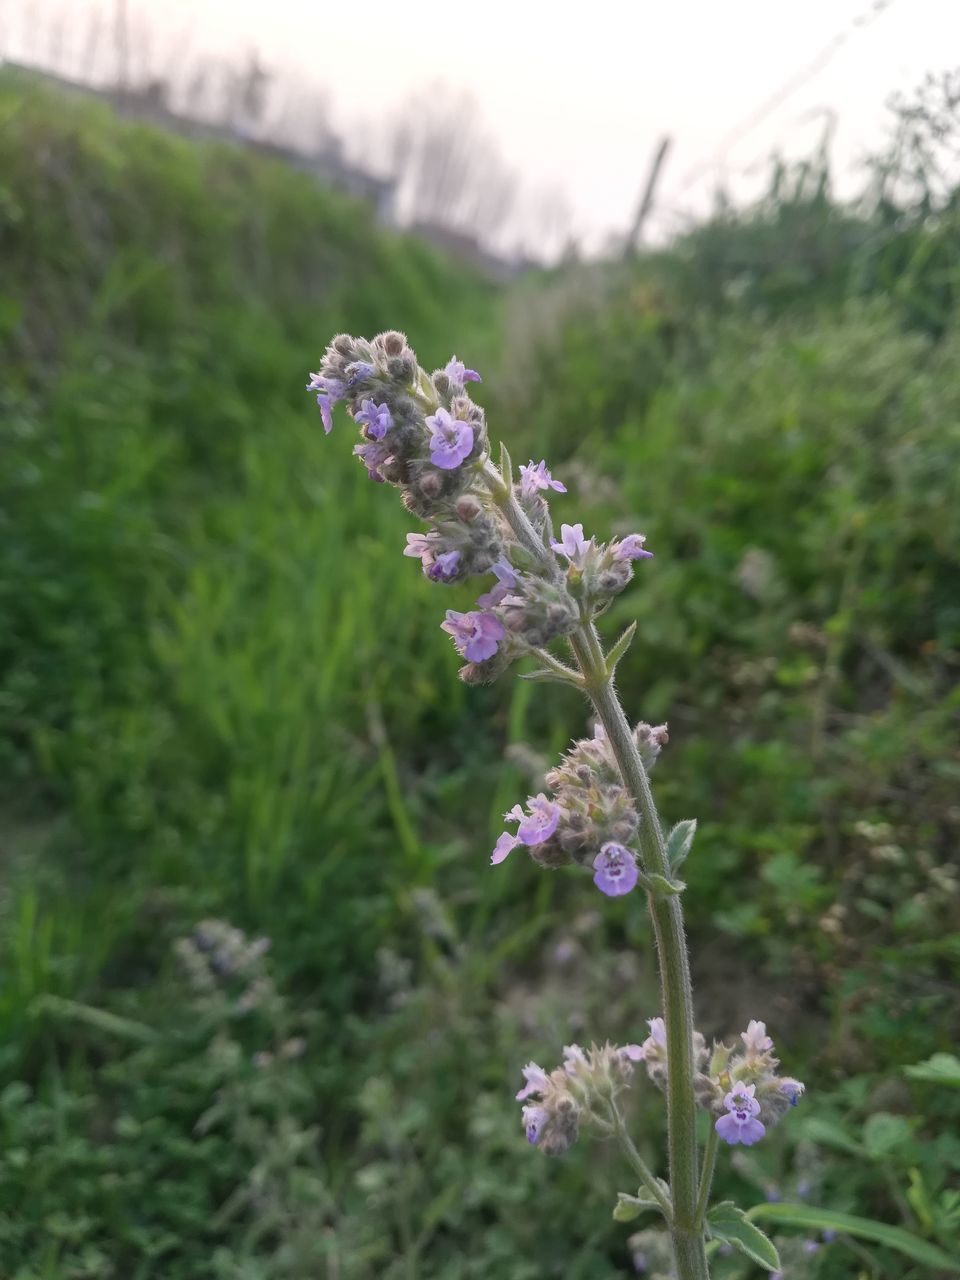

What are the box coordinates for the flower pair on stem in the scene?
[307,331,804,1278]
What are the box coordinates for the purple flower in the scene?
[307,374,346,434]
[355,398,393,440]
[476,559,518,608]
[347,361,375,387]
[427,550,461,582]
[779,1077,805,1106]
[426,407,474,469]
[491,831,519,864]
[404,532,461,582]
[802,1240,821,1256]
[742,1020,774,1055]
[515,793,561,845]
[716,1084,766,1146]
[641,1017,666,1058]
[521,1104,549,1145]
[353,441,390,481]
[519,459,567,498]
[550,522,592,568]
[516,1061,549,1101]
[444,356,482,387]
[620,1043,644,1062]
[562,1043,589,1076]
[822,1229,837,1243]
[613,534,654,561]
[593,842,639,896]
[441,609,505,663]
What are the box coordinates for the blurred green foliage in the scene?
[1,69,958,1278]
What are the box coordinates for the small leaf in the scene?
[499,441,514,490]
[604,621,637,674]
[905,1052,960,1087]
[646,873,686,896]
[665,819,697,874]
[708,1202,780,1271]
[747,1202,960,1273]
[612,1187,668,1222]
[863,1112,913,1159]
[519,667,582,686]
[801,1115,865,1156]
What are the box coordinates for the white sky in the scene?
[9,0,960,249]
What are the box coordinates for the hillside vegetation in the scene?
[1,70,958,1279]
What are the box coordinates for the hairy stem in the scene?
[609,1100,673,1220]
[570,626,708,1280]
[695,1125,719,1229]
[490,471,709,1280]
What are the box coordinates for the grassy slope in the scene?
[2,74,960,1279]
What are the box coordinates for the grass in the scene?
[1,67,959,1279]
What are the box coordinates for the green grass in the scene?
[1,69,959,1279]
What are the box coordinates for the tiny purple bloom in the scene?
[779,1077,805,1106]
[822,1229,837,1242]
[476,559,518,608]
[440,609,505,663]
[562,1043,589,1075]
[593,842,639,897]
[347,361,375,387]
[426,407,474,469]
[522,1104,549,1145]
[307,374,345,435]
[803,1241,821,1256]
[716,1084,766,1146]
[491,831,519,864]
[354,398,393,440]
[550,522,592,568]
[620,1043,645,1062]
[641,1017,666,1058]
[404,532,434,562]
[426,549,461,582]
[516,1061,549,1101]
[519,459,567,498]
[353,441,390,481]
[613,534,654,561]
[444,355,482,387]
[516,793,561,846]
[742,1020,774,1055]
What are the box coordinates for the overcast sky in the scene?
[8,0,960,249]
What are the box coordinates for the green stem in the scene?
[490,469,709,1280]
[609,1100,673,1220]
[696,1125,719,1228]
[570,627,708,1280]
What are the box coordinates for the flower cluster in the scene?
[491,721,668,894]
[307,332,653,684]
[174,919,278,1015]
[640,1016,804,1146]
[516,1041,643,1156]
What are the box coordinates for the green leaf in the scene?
[863,1111,913,1158]
[612,1184,669,1222]
[644,873,686,896]
[905,1052,960,1087]
[519,667,581,686]
[801,1115,865,1156]
[499,441,514,490]
[665,819,697,874]
[708,1202,780,1271]
[747,1202,960,1272]
[604,621,637,674]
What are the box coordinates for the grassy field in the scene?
[1,72,959,1279]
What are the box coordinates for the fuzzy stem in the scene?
[570,626,708,1280]
[490,468,709,1280]
[695,1125,720,1229]
[609,1100,673,1220]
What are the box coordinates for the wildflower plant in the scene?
[306,332,806,1278]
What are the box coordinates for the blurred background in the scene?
[1,1,959,1277]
